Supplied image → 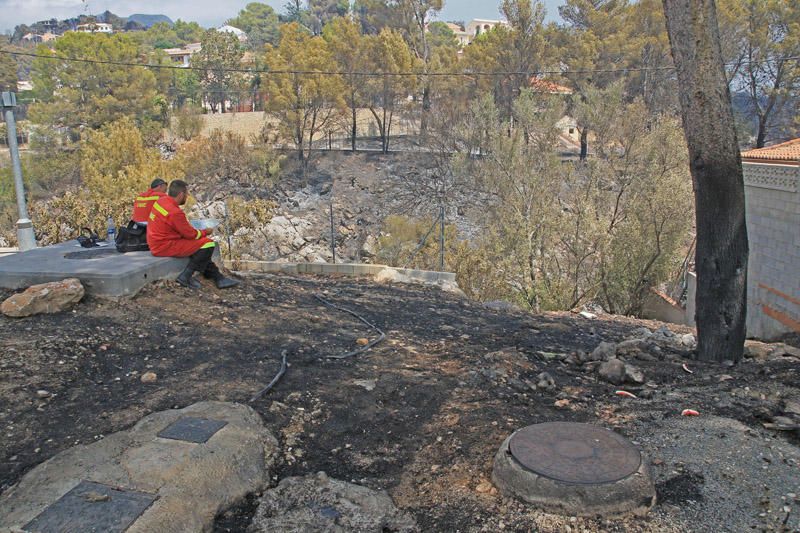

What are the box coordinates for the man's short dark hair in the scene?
[168,180,188,198]
[151,178,167,189]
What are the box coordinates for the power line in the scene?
[1,47,798,78]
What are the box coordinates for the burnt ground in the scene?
[1,275,798,532]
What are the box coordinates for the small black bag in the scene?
[77,228,101,248]
[115,221,149,253]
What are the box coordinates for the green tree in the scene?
[362,28,416,153]
[0,51,17,92]
[322,17,368,151]
[193,29,245,113]
[308,0,350,34]
[263,23,345,161]
[140,22,180,49]
[228,3,282,49]
[29,32,163,140]
[174,20,205,44]
[728,0,799,147]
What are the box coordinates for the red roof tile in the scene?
[741,138,800,164]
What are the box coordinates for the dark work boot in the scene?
[203,261,239,289]
[176,266,201,289]
[215,276,240,289]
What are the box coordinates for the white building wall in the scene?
[742,162,800,340]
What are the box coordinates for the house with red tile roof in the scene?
[740,138,799,339]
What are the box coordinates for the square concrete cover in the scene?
[0,241,218,297]
[157,417,228,443]
[23,480,156,533]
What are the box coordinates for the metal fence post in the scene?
[329,202,336,263]
[1,92,36,251]
[439,205,445,271]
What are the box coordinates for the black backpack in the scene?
[115,221,149,253]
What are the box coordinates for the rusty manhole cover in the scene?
[508,422,641,485]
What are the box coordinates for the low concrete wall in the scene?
[225,260,456,284]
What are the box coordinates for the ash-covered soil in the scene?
[1,275,798,532]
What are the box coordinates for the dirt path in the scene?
[1,275,798,531]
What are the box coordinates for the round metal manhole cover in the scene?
[64,248,119,260]
[508,422,641,485]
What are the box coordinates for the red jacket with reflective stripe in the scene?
[131,188,166,223]
[146,196,213,257]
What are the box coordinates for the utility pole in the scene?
[1,92,36,251]
[329,202,336,264]
[439,205,445,271]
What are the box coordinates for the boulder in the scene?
[743,340,800,360]
[360,235,379,258]
[623,363,646,384]
[598,358,626,385]
[590,341,617,362]
[1,278,84,318]
[374,268,410,284]
[247,472,417,532]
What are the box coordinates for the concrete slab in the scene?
[0,242,217,298]
[0,401,278,533]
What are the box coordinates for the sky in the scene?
[0,0,565,34]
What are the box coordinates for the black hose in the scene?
[314,293,386,359]
[249,349,288,402]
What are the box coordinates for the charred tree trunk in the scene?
[351,106,357,152]
[662,0,748,362]
[579,128,588,161]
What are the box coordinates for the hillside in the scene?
[1,274,798,531]
[126,14,174,28]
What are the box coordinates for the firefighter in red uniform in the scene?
[147,180,239,290]
[131,178,168,223]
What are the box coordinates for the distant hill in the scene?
[126,14,174,28]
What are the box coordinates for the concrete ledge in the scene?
[225,260,456,283]
[0,242,220,298]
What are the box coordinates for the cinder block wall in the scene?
[742,162,800,340]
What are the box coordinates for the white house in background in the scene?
[465,19,509,40]
[445,22,471,47]
[163,42,202,68]
[76,22,113,33]
[216,25,247,42]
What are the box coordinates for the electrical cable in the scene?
[249,349,288,402]
[314,293,386,359]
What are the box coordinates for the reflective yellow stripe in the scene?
[195,230,202,240]
[136,196,160,202]
[152,202,168,217]
[200,242,216,249]
[136,203,148,208]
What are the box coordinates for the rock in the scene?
[744,340,800,360]
[654,326,674,338]
[680,333,696,347]
[615,339,646,357]
[247,472,417,532]
[0,402,278,533]
[578,311,597,319]
[784,400,800,417]
[590,342,617,362]
[623,363,646,384]
[475,480,494,493]
[554,399,571,409]
[140,372,158,383]
[598,358,626,385]
[1,278,84,318]
[374,268,410,284]
[353,379,376,391]
[438,280,467,298]
[356,338,369,346]
[536,372,556,391]
[484,301,519,312]
[360,235,379,258]
[629,327,652,339]
[36,390,52,399]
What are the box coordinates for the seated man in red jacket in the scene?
[147,180,238,290]
[131,178,167,224]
